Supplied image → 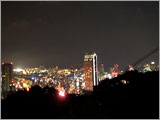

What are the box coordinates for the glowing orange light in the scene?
[59,91,65,97]
[2,62,4,65]
[27,87,29,92]
[10,62,13,65]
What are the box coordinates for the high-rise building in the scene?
[84,53,98,91]
[1,62,13,99]
[99,64,105,81]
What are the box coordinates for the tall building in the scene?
[84,53,98,91]
[99,64,105,81]
[1,62,13,99]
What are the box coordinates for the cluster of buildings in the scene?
[1,53,159,99]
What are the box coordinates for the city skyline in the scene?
[1,1,159,119]
[2,1,159,70]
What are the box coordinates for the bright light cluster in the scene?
[59,91,65,97]
[13,68,23,72]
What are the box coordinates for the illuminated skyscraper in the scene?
[84,53,98,91]
[1,62,13,99]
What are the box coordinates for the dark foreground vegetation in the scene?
[2,70,159,119]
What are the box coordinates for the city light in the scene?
[14,68,23,72]
[151,61,155,64]
[2,56,158,96]
[59,91,65,97]
[121,80,127,85]
[27,87,29,92]
[108,74,112,79]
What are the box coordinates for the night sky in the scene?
[2,1,159,71]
